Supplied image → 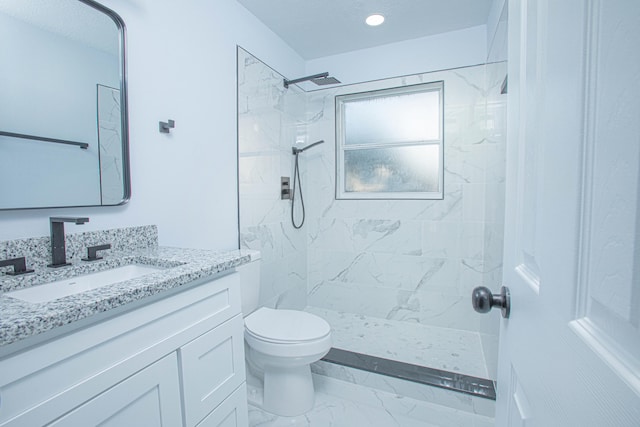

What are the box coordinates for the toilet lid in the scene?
[245,308,331,343]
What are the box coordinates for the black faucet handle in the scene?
[82,244,112,262]
[0,257,35,275]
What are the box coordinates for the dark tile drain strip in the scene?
[321,347,496,400]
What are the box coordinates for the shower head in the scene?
[284,73,340,88]
[292,140,325,155]
[310,76,341,86]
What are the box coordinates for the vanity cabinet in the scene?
[0,272,248,427]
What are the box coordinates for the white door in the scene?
[495,0,640,426]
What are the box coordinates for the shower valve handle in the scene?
[472,286,510,318]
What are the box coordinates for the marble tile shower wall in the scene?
[305,63,507,339]
[237,48,309,309]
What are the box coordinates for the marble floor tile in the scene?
[305,306,490,379]
[248,375,494,427]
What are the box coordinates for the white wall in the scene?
[305,25,487,86]
[0,0,305,250]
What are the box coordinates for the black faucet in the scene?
[48,217,89,268]
[0,257,34,275]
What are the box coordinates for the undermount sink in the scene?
[7,264,165,303]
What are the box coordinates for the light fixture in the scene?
[366,14,385,26]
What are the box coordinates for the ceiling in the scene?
[236,0,494,60]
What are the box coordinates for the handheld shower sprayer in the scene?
[290,140,325,229]
[292,139,325,154]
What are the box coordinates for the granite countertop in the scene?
[0,246,258,350]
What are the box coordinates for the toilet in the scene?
[237,258,332,416]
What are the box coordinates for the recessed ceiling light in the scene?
[366,14,385,26]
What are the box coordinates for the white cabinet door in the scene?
[48,353,183,426]
[179,315,246,427]
[196,386,248,427]
[495,0,640,425]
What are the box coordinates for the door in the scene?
[495,0,640,426]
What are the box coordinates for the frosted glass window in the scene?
[344,91,440,145]
[336,81,444,200]
[345,145,440,193]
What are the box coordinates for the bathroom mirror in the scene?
[0,0,129,210]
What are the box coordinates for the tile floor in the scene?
[248,374,494,427]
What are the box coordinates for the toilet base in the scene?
[262,364,315,416]
[245,359,265,408]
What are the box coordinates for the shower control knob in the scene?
[472,286,510,318]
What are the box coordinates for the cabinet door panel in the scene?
[196,386,248,427]
[48,353,182,427]
[180,315,245,427]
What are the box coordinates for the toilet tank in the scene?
[236,258,260,315]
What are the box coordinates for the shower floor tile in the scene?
[305,306,490,379]
[248,374,494,427]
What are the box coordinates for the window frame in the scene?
[335,81,445,200]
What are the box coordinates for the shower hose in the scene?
[291,151,305,229]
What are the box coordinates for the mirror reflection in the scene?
[0,0,129,210]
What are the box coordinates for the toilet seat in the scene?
[245,307,331,343]
[244,308,332,358]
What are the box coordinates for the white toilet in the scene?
[237,258,332,416]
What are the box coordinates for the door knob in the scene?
[472,286,510,318]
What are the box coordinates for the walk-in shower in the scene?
[291,140,324,229]
[238,47,507,407]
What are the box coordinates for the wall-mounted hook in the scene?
[159,119,175,133]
